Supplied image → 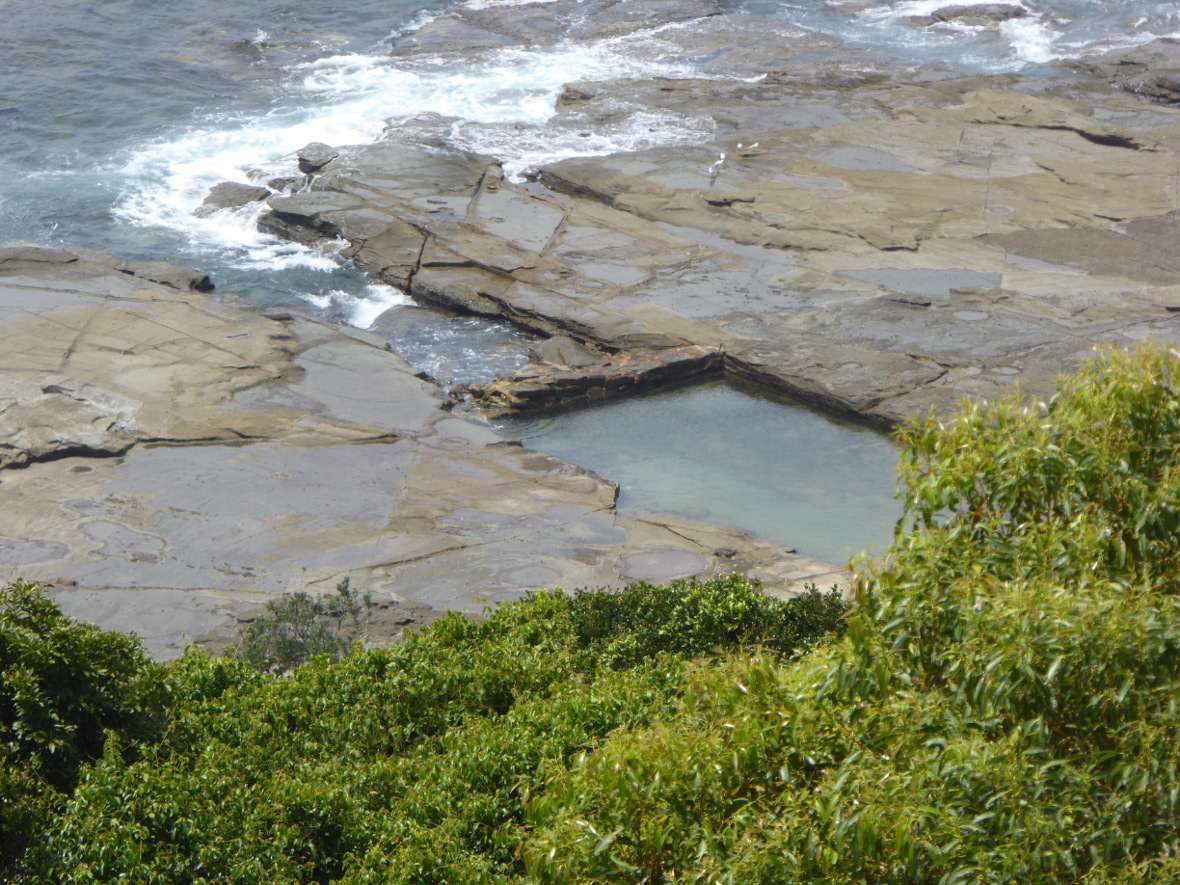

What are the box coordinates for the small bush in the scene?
[234,578,372,673]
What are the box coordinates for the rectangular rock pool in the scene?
[491,377,903,566]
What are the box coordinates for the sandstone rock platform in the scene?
[246,5,1180,427]
[0,246,841,657]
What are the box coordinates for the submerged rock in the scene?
[446,0,720,47]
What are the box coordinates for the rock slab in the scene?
[247,4,1180,426]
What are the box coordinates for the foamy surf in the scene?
[348,283,414,328]
[784,0,1180,72]
[112,25,715,276]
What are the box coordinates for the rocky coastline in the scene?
[0,246,840,658]
[7,1,1180,656]
[230,2,1180,426]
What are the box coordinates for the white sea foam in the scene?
[290,281,410,325]
[114,28,713,257]
[453,0,561,13]
[852,0,1180,68]
[348,282,413,328]
[112,104,379,275]
[449,109,714,181]
[1000,15,1061,65]
[300,290,334,310]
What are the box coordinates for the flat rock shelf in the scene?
[0,246,844,658]
[12,0,1180,656]
[245,2,1180,428]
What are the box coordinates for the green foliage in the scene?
[21,345,1180,884]
[29,576,842,884]
[564,573,846,668]
[234,578,373,673]
[894,343,1180,588]
[523,346,1180,884]
[0,580,167,880]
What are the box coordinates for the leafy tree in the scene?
[524,346,1180,884]
[0,580,166,879]
[234,577,373,673]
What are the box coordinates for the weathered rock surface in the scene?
[456,345,723,414]
[913,4,1027,27]
[528,335,602,369]
[252,21,1180,425]
[0,246,842,657]
[194,181,272,218]
[297,142,341,175]
[1070,39,1180,106]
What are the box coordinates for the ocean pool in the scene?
[493,377,903,565]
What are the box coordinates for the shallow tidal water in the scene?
[495,379,902,565]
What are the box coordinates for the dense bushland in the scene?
[5,344,1180,883]
[1,574,843,883]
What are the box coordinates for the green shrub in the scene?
[36,576,844,884]
[565,573,846,668]
[234,578,373,673]
[0,580,167,879]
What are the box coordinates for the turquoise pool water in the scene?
[494,378,903,565]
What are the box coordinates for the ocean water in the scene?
[1,0,1174,557]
